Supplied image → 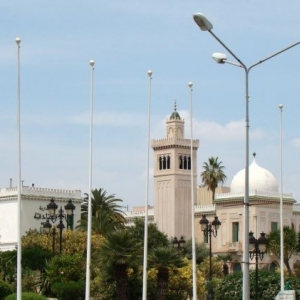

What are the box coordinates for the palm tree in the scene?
[78,188,126,235]
[200,157,227,201]
[98,229,142,300]
[148,246,186,300]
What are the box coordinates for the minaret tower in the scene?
[151,102,199,239]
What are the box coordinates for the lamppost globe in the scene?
[47,198,58,215]
[64,199,75,215]
[193,13,213,31]
[212,53,227,64]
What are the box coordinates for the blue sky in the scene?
[1,1,300,209]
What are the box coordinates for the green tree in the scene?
[181,239,209,264]
[98,229,142,300]
[78,188,126,235]
[268,226,300,275]
[126,218,169,249]
[200,157,227,201]
[148,246,186,300]
[22,246,51,271]
[0,250,16,282]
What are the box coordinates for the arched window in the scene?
[233,263,241,272]
[159,155,171,170]
[166,156,170,169]
[179,155,191,170]
[179,155,183,169]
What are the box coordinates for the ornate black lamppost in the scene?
[200,214,221,300]
[43,198,75,255]
[172,236,186,249]
[249,231,268,300]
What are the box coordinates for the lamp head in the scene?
[89,60,95,67]
[147,70,152,77]
[212,52,227,64]
[15,37,21,45]
[193,13,213,31]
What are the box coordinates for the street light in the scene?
[43,198,75,254]
[200,215,221,300]
[249,231,268,300]
[65,199,76,230]
[193,12,300,299]
[172,236,186,249]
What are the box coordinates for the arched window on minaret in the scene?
[162,156,167,169]
[183,156,188,170]
[159,155,171,170]
[187,156,191,170]
[179,154,191,170]
[179,155,183,169]
[166,155,170,169]
[159,156,163,170]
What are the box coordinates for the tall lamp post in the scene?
[192,12,300,299]
[249,231,268,300]
[43,198,75,254]
[200,215,221,300]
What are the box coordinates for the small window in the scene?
[271,222,278,232]
[232,222,239,242]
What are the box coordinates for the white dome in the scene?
[231,159,278,193]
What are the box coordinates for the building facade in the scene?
[0,182,82,251]
[125,105,300,273]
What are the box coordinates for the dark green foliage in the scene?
[98,229,142,300]
[46,253,85,283]
[0,250,17,282]
[268,226,300,275]
[127,218,169,249]
[51,281,85,300]
[201,156,227,201]
[181,239,209,264]
[5,292,47,300]
[78,188,126,234]
[0,280,13,300]
[214,270,300,300]
[22,246,52,270]
[148,247,187,300]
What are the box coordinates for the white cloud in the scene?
[291,138,300,150]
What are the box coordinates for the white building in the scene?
[124,104,300,272]
[0,182,82,251]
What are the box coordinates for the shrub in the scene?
[5,292,47,300]
[0,280,13,300]
[51,281,85,300]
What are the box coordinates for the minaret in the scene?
[151,102,199,239]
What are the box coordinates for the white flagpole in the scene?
[142,70,152,300]
[85,60,95,300]
[15,36,22,300]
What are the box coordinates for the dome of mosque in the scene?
[169,101,181,120]
[231,156,278,193]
